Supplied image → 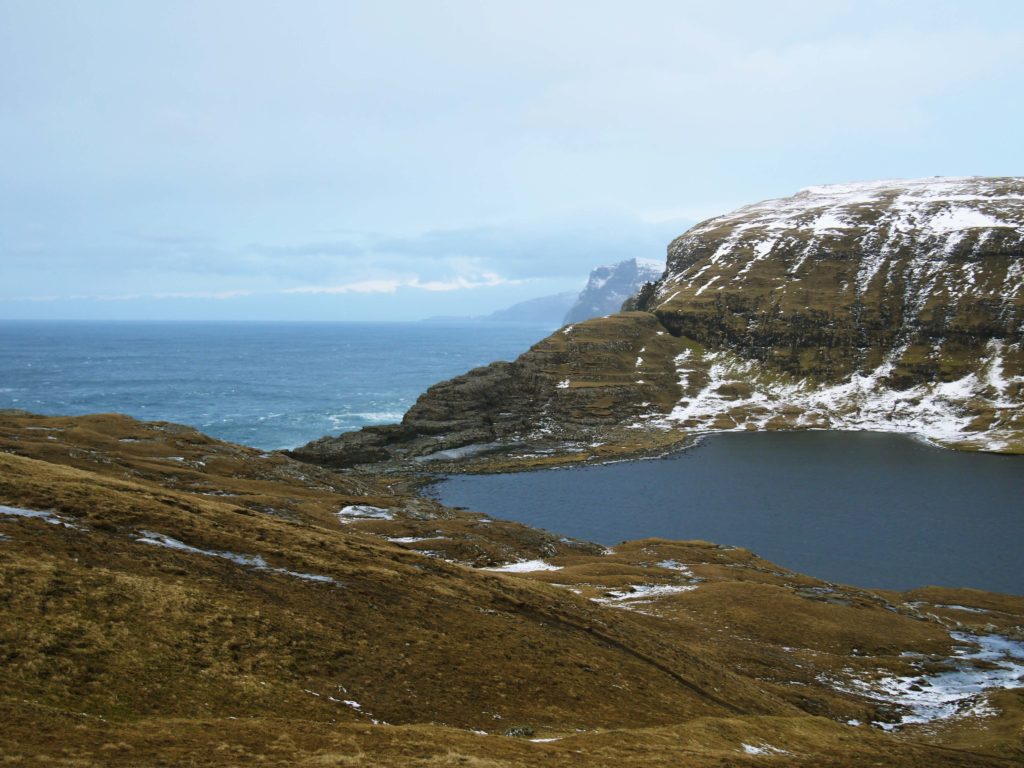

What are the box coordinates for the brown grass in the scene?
[1,412,1021,766]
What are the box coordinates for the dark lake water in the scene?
[433,432,1024,594]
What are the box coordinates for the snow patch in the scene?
[414,442,506,462]
[741,742,788,756]
[481,559,562,573]
[822,632,1024,730]
[694,274,720,296]
[812,211,851,232]
[0,504,78,528]
[136,530,336,584]
[926,208,1015,234]
[386,536,439,544]
[656,559,694,576]
[592,583,697,607]
[934,604,989,614]
[337,505,393,523]
[642,340,1021,452]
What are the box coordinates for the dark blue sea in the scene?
[0,320,550,450]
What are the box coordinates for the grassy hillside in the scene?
[1,412,1022,765]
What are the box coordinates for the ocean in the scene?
[0,320,551,450]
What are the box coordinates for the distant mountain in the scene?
[422,260,664,327]
[483,291,578,324]
[422,292,577,326]
[563,258,664,325]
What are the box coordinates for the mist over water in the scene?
[434,432,1024,594]
[0,321,550,450]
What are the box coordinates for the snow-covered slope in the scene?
[641,177,1024,451]
[656,177,1024,311]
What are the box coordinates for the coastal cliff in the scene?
[293,177,1024,469]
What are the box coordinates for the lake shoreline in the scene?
[431,430,1024,595]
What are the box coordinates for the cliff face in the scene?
[293,177,1024,468]
[649,177,1024,382]
[639,177,1024,451]
[291,312,682,467]
[563,258,664,324]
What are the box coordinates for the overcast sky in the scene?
[2,0,1023,320]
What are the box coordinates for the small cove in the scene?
[433,431,1024,594]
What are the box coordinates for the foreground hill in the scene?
[293,177,1024,469]
[1,411,1023,765]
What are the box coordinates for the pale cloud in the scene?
[99,290,255,302]
[16,290,255,303]
[284,279,406,295]
[284,273,519,295]
[638,206,731,226]
[415,273,516,292]
[2,1,1023,320]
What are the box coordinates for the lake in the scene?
[433,431,1024,594]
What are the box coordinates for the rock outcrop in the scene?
[294,177,1024,467]
[423,258,662,328]
[290,312,682,467]
[637,177,1024,451]
[563,257,664,324]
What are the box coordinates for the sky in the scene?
[2,0,1023,321]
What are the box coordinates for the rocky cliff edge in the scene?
[292,177,1024,469]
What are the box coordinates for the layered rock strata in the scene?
[294,177,1024,467]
